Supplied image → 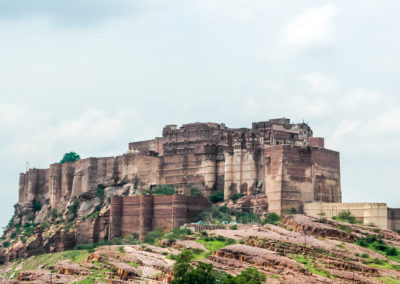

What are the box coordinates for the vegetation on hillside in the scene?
[333,210,358,224]
[171,250,266,284]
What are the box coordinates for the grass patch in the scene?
[292,254,332,278]
[196,236,236,260]
[362,257,400,271]
[4,250,91,279]
[378,277,400,284]
[356,235,400,263]
[336,225,353,233]
[72,277,97,284]
[128,262,139,268]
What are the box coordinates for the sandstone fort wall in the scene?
[110,194,210,239]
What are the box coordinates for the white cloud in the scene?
[282,4,337,47]
[340,87,382,108]
[1,105,144,169]
[373,109,400,134]
[330,119,361,149]
[301,72,336,92]
[194,0,258,22]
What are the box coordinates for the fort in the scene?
[18,118,341,214]
[13,117,400,248]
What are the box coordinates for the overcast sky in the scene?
[0,0,399,228]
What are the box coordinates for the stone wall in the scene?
[110,194,210,239]
[265,146,341,214]
[17,119,342,216]
[304,202,388,229]
[19,154,161,211]
[388,208,400,231]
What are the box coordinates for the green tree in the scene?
[60,152,81,164]
[181,262,216,284]
[336,210,356,224]
[229,193,243,204]
[262,212,280,225]
[172,250,194,284]
[32,199,42,212]
[209,192,224,203]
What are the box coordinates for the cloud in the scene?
[330,119,361,150]
[370,109,400,134]
[1,105,144,169]
[300,72,336,92]
[194,0,260,22]
[0,0,139,26]
[282,4,337,48]
[340,87,382,108]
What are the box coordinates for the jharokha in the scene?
[2,118,399,262]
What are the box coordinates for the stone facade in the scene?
[110,195,210,239]
[18,118,341,214]
[19,155,161,212]
[129,118,341,213]
[304,202,400,230]
[388,208,400,231]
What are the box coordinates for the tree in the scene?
[32,199,42,212]
[262,212,280,225]
[181,262,216,284]
[229,193,243,204]
[172,250,194,284]
[209,192,224,203]
[60,152,81,164]
[335,210,356,224]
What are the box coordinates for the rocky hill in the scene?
[1,214,400,283]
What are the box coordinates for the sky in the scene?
[0,0,399,228]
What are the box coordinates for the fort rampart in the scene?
[110,194,210,239]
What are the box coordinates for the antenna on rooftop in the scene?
[26,162,29,173]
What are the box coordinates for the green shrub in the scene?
[229,193,243,203]
[230,225,238,230]
[32,200,42,212]
[356,235,400,261]
[237,212,260,224]
[288,207,297,214]
[220,267,266,284]
[39,221,50,231]
[22,222,38,237]
[262,212,280,225]
[200,206,232,224]
[68,199,79,222]
[2,241,10,248]
[60,152,80,164]
[50,209,58,218]
[216,235,226,242]
[334,210,356,224]
[148,185,176,196]
[191,187,203,197]
[95,186,105,199]
[143,228,163,244]
[209,192,224,203]
[166,228,192,242]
